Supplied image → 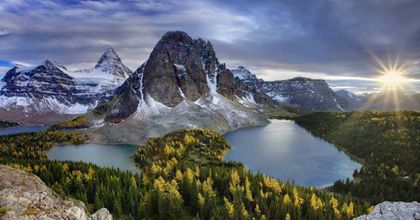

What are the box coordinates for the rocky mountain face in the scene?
[231,66,344,111]
[97,31,270,121]
[354,201,420,220]
[88,31,269,144]
[0,165,112,220]
[0,48,131,124]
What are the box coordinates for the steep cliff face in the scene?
[0,165,112,220]
[142,31,211,106]
[97,31,268,121]
[0,49,131,124]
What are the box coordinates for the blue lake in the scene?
[0,125,48,135]
[224,119,361,187]
[46,144,140,174]
[44,119,361,187]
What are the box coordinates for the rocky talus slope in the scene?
[354,201,420,220]
[0,165,112,220]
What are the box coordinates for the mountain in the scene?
[86,31,269,144]
[360,91,420,110]
[334,89,420,111]
[335,89,365,110]
[231,66,344,111]
[0,48,131,124]
[0,31,350,127]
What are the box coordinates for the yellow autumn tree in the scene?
[197,192,205,207]
[262,176,282,194]
[283,194,292,205]
[293,187,304,207]
[310,193,323,210]
[330,196,341,217]
[342,202,354,217]
[224,197,235,218]
[244,176,253,201]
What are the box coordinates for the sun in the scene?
[373,56,409,90]
[378,70,407,89]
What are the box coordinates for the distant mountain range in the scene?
[335,89,420,111]
[0,48,131,124]
[0,31,418,136]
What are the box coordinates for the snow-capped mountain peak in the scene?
[0,49,133,123]
[94,48,131,78]
[43,59,67,70]
[231,66,258,82]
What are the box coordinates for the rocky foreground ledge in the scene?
[0,165,112,220]
[354,201,420,220]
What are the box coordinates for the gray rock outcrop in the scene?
[354,201,420,220]
[0,165,112,220]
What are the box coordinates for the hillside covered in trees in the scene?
[0,127,371,219]
[295,111,420,203]
[132,129,371,219]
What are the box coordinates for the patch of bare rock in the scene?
[354,201,420,220]
[0,165,112,220]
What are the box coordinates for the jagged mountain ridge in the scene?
[87,31,270,144]
[96,31,271,122]
[0,48,132,123]
[0,31,349,126]
[230,66,344,111]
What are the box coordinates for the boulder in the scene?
[0,165,112,220]
[354,201,420,220]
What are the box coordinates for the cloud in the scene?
[11,60,33,66]
[0,0,419,92]
[0,67,9,74]
[0,29,9,35]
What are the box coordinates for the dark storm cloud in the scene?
[214,0,420,79]
[1,0,420,88]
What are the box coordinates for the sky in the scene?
[1,0,420,93]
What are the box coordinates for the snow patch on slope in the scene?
[266,91,288,102]
[134,94,171,119]
[0,96,92,114]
